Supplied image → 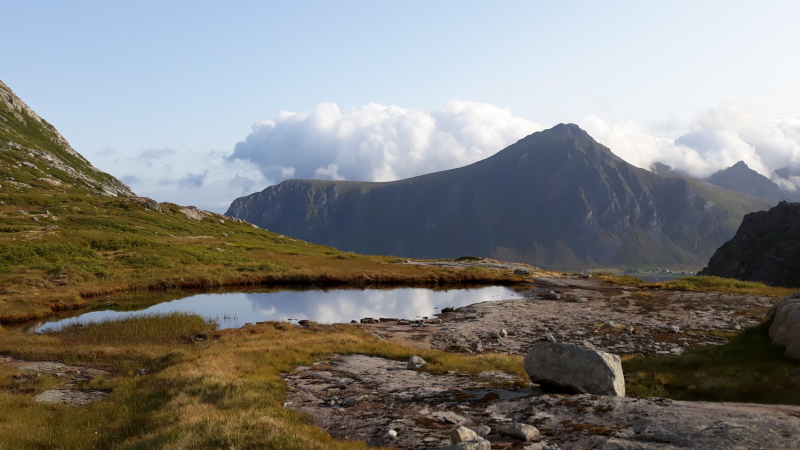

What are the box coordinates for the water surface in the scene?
[35,286,524,332]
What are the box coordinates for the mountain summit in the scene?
[226,124,769,269]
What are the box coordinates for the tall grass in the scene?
[624,322,800,404]
[56,312,217,345]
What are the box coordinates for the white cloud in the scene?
[227,100,541,183]
[581,103,800,189]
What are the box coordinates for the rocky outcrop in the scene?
[766,291,800,358]
[699,201,800,287]
[0,79,133,197]
[523,342,625,397]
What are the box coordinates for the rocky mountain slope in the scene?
[699,201,800,287]
[1,80,132,197]
[705,161,796,204]
[227,124,770,270]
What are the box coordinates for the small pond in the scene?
[34,286,525,332]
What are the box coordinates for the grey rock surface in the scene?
[524,342,625,397]
[450,425,479,443]
[282,354,800,449]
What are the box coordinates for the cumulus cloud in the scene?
[227,101,541,183]
[581,103,800,190]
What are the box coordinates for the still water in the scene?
[35,286,524,332]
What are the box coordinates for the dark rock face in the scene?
[227,124,769,270]
[699,201,800,287]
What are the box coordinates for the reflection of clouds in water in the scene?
[243,287,517,323]
[37,287,523,332]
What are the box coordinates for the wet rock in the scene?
[501,422,540,441]
[407,355,426,370]
[450,425,479,443]
[523,342,625,397]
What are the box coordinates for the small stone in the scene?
[470,341,484,353]
[730,322,742,330]
[472,425,491,437]
[668,325,681,333]
[219,219,224,224]
[407,355,426,370]
[439,440,491,450]
[384,429,397,440]
[450,425,480,443]
[546,334,556,342]
[442,307,455,313]
[398,320,411,325]
[682,342,690,347]
[500,329,508,338]
[428,318,443,324]
[502,422,540,441]
[341,395,368,407]
[221,232,228,237]
[514,268,530,275]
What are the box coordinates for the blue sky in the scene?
[4,1,800,211]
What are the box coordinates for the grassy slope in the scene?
[0,314,526,450]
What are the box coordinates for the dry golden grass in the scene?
[0,314,525,450]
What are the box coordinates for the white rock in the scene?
[500,329,508,338]
[767,291,800,358]
[407,355,426,370]
[384,429,397,440]
[668,325,681,333]
[523,342,625,397]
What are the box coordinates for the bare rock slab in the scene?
[33,389,108,406]
[524,342,625,397]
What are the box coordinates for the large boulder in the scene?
[523,342,625,397]
[766,291,800,358]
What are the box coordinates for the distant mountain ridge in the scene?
[227,124,770,270]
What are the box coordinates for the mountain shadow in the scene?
[227,124,770,270]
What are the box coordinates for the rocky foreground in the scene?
[282,275,800,449]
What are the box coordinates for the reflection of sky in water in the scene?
[36,286,523,331]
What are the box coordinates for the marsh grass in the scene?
[596,274,644,287]
[55,312,217,345]
[624,322,800,404]
[0,314,526,450]
[646,276,795,296]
